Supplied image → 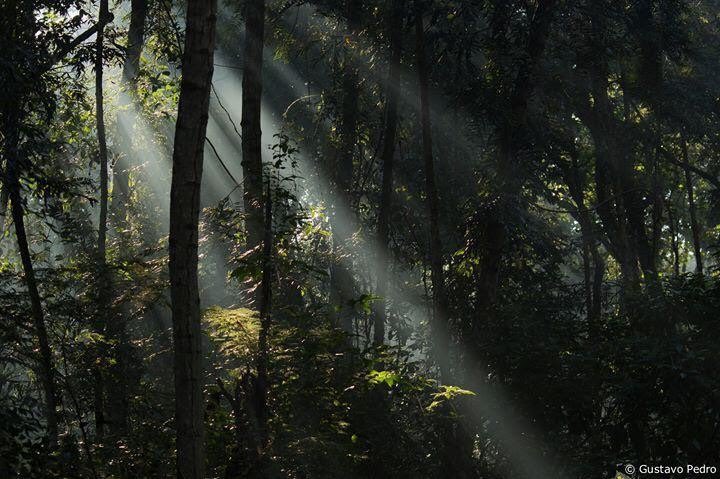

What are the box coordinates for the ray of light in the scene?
[238,12,563,476]
[105,10,567,476]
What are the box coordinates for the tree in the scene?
[241,0,266,259]
[373,0,404,346]
[0,0,111,449]
[3,1,720,477]
[93,0,110,440]
[681,136,703,274]
[168,0,217,476]
[414,3,449,379]
[330,0,362,338]
[4,107,60,448]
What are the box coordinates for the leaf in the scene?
[367,370,401,388]
[426,385,476,412]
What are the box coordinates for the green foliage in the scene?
[204,306,260,374]
[367,369,401,388]
[3,1,720,478]
[427,385,476,412]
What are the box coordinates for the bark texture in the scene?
[169,0,217,477]
[93,0,109,440]
[255,182,273,448]
[241,0,266,254]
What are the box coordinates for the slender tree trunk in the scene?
[579,54,642,297]
[561,156,601,328]
[650,142,663,263]
[241,0,266,256]
[4,111,59,448]
[330,0,362,338]
[666,197,680,276]
[169,0,217,477]
[111,0,148,221]
[93,0,110,440]
[255,182,273,448]
[415,8,449,380]
[591,247,604,322]
[373,0,403,346]
[681,136,703,275]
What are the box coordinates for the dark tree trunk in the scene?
[650,143,664,265]
[93,0,108,197]
[666,197,680,276]
[681,137,703,275]
[330,0,362,338]
[373,0,403,346]
[415,7,449,380]
[634,0,663,104]
[169,0,217,477]
[4,111,59,448]
[93,0,109,440]
[577,21,642,296]
[591,247,604,322]
[560,155,603,329]
[124,0,147,82]
[255,182,273,449]
[241,0,266,257]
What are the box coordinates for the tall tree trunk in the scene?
[4,110,59,448]
[169,0,217,477]
[93,0,109,440]
[241,0,266,258]
[666,197,680,276]
[373,0,403,346]
[591,247,604,322]
[681,136,703,275]
[415,8,449,380]
[255,182,273,449]
[330,0,361,338]
[577,13,642,297]
[560,155,603,329]
[96,0,109,266]
[650,142,664,264]
[124,0,147,82]
[111,0,148,221]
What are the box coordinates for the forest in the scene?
[1,0,720,477]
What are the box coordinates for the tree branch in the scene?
[660,148,720,189]
[42,13,114,74]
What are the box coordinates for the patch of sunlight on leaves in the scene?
[204,306,260,374]
[75,329,107,346]
[426,385,476,412]
[367,370,401,388]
